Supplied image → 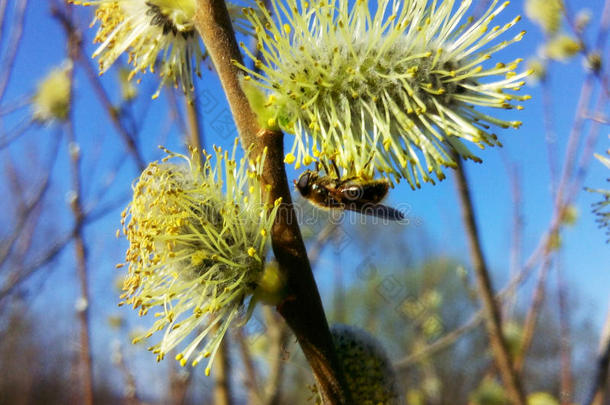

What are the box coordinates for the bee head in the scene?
[295,170,316,196]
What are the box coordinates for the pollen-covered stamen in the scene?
[119,142,280,374]
[237,0,531,188]
[74,0,222,98]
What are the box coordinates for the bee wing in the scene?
[344,203,405,221]
[339,181,389,204]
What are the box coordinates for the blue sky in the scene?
[1,0,609,399]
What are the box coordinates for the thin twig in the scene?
[112,341,140,405]
[185,91,204,151]
[51,4,145,171]
[166,88,189,138]
[395,310,483,368]
[568,89,608,199]
[193,0,351,402]
[0,190,123,302]
[235,328,264,405]
[556,262,574,405]
[555,75,595,211]
[65,16,95,404]
[542,78,559,196]
[262,307,290,405]
[308,223,338,268]
[500,158,523,319]
[0,0,28,103]
[213,337,233,405]
[0,139,57,267]
[394,221,557,370]
[0,117,34,150]
[396,72,608,373]
[513,258,551,372]
[586,305,610,405]
[0,93,31,115]
[0,0,8,40]
[453,157,526,405]
[236,220,334,405]
[168,356,193,405]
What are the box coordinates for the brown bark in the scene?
[64,14,95,405]
[453,158,527,405]
[193,0,351,402]
[213,338,233,405]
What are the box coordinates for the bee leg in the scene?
[330,158,341,179]
[320,159,331,177]
[362,153,374,171]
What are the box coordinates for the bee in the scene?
[294,160,404,221]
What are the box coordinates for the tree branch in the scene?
[586,305,610,405]
[453,157,527,405]
[213,337,233,405]
[65,13,95,404]
[193,1,351,402]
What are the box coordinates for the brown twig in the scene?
[542,78,559,195]
[0,194,122,302]
[308,223,338,268]
[0,0,28,103]
[586,305,610,405]
[262,307,290,405]
[51,4,145,171]
[193,0,351,402]
[513,259,551,372]
[515,26,608,383]
[0,0,8,38]
[555,75,595,212]
[453,157,527,405]
[112,341,139,405]
[394,220,565,371]
[556,262,574,405]
[166,88,189,138]
[213,337,233,405]
[395,310,483,368]
[65,17,95,405]
[0,117,34,150]
[396,19,609,374]
[185,92,204,152]
[564,0,610,96]
[0,142,57,267]
[503,161,523,319]
[236,328,264,405]
[168,357,193,405]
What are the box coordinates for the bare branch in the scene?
[0,0,28,103]
[586,305,610,405]
[262,307,290,405]
[556,263,574,405]
[65,14,95,404]
[0,117,34,150]
[513,259,552,372]
[236,328,264,405]
[193,0,351,402]
[213,337,233,405]
[185,92,204,151]
[51,4,146,171]
[0,135,60,267]
[453,157,527,405]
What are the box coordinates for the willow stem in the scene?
[193,0,351,403]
